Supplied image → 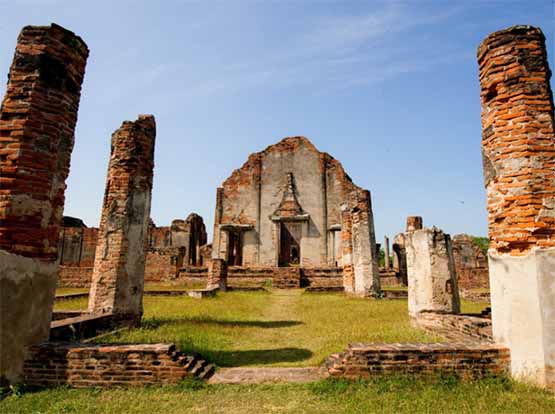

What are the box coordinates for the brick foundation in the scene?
[324,342,509,379]
[23,343,214,388]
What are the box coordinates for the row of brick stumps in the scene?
[87,115,156,323]
[0,24,88,386]
[404,216,461,317]
[478,25,555,389]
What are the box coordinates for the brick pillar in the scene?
[478,25,555,389]
[88,115,156,322]
[405,227,460,317]
[340,203,354,293]
[384,236,391,269]
[392,233,408,286]
[212,187,224,260]
[208,258,227,291]
[406,216,423,232]
[0,24,88,386]
[348,189,381,297]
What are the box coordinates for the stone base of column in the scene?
[489,247,555,390]
[0,250,58,386]
[208,259,228,291]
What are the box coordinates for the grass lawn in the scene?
[3,376,554,414]
[11,291,551,413]
[56,290,446,367]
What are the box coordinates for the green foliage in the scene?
[471,236,490,256]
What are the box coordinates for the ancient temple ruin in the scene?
[211,136,380,295]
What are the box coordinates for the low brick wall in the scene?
[302,267,343,290]
[324,342,510,379]
[228,267,273,288]
[412,312,493,343]
[58,266,93,288]
[177,266,209,286]
[23,343,214,388]
[379,270,404,287]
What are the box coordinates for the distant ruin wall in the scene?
[58,266,93,288]
[56,215,207,288]
[452,235,489,290]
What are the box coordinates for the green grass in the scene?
[55,290,442,367]
[461,300,489,314]
[3,376,554,414]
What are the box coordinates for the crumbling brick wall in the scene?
[23,343,210,388]
[0,24,88,386]
[56,214,208,287]
[324,343,509,379]
[452,234,489,290]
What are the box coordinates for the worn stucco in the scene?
[0,250,58,385]
[406,228,460,316]
[488,247,555,389]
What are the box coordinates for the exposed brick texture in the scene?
[324,342,509,379]
[479,25,555,255]
[0,24,88,259]
[23,343,214,388]
[207,258,227,290]
[452,234,489,290]
[88,115,156,319]
[58,265,92,288]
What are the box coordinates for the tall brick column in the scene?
[405,227,460,317]
[345,189,381,297]
[88,115,156,322]
[0,24,88,386]
[478,25,555,389]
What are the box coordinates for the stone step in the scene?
[188,359,208,376]
[208,367,322,384]
[198,364,216,380]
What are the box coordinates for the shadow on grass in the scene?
[198,347,314,367]
[141,317,302,330]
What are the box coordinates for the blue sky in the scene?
[1,0,553,243]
